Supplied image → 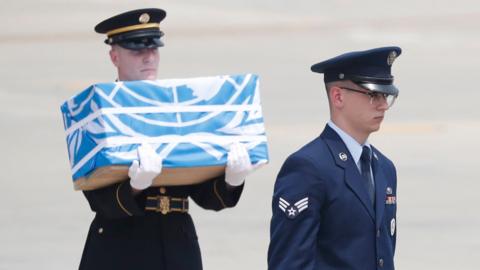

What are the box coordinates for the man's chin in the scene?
[140,71,158,80]
[369,124,381,133]
[365,122,382,133]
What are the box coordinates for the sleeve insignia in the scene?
[279,197,309,219]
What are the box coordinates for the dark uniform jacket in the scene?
[268,125,397,270]
[79,175,243,270]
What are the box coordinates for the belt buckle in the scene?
[158,196,170,215]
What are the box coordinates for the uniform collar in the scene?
[327,121,371,168]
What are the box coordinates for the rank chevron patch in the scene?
[278,197,309,219]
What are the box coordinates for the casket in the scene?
[60,74,268,190]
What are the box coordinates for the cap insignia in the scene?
[139,13,150,24]
[387,51,397,66]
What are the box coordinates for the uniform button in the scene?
[98,227,104,234]
[378,258,384,267]
[159,187,166,194]
[377,229,381,237]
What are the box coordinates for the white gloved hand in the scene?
[129,144,163,190]
[225,142,267,187]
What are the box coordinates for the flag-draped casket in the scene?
[60,74,268,190]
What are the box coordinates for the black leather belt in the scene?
[145,196,189,215]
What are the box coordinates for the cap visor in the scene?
[358,82,399,96]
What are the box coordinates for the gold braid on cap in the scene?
[106,23,160,37]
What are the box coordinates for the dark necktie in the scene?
[360,146,375,206]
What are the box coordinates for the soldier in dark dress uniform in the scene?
[78,8,264,270]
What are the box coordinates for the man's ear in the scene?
[109,47,119,67]
[330,86,344,108]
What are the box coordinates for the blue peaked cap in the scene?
[311,46,402,95]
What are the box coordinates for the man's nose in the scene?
[377,97,389,110]
[143,49,156,62]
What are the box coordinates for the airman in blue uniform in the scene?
[268,47,402,270]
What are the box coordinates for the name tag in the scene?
[385,195,396,205]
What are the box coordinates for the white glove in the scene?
[225,142,267,186]
[129,144,163,190]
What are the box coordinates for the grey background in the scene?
[1,0,479,269]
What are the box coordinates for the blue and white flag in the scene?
[60,74,268,181]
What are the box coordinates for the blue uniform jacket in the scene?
[268,125,397,270]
